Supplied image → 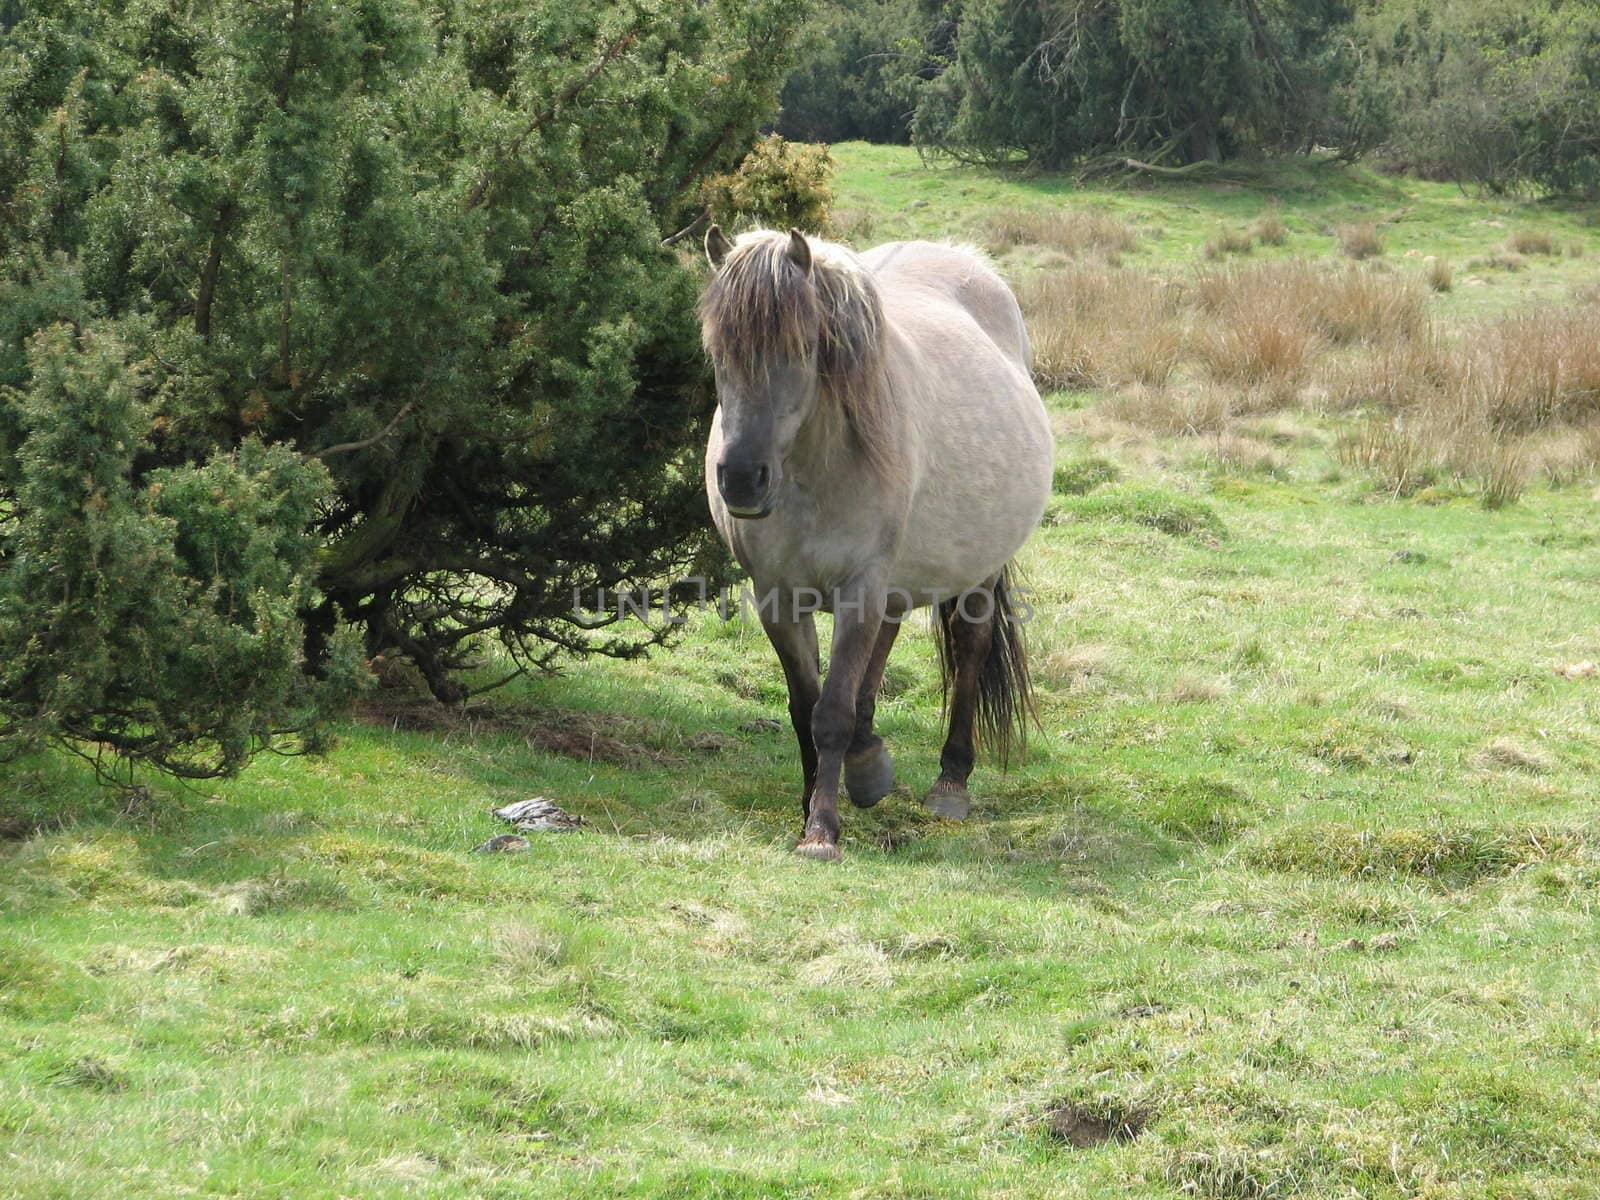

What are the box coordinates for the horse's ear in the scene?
[705,224,733,269]
[787,229,812,274]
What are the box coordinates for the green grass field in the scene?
[4,145,1600,1198]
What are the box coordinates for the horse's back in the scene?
[854,240,1051,600]
[859,240,1031,370]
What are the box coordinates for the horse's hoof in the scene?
[925,781,970,821]
[845,746,895,808]
[794,836,842,862]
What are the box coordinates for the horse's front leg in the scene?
[758,608,821,820]
[796,576,888,861]
[843,618,901,809]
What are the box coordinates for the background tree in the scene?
[0,0,807,780]
[1359,0,1600,197]
[912,0,1373,169]
[778,0,951,144]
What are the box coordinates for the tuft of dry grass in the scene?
[1196,316,1315,402]
[1337,222,1384,260]
[1202,227,1255,260]
[1475,439,1531,509]
[493,921,572,974]
[1318,332,1457,412]
[1252,209,1289,247]
[1019,265,1181,390]
[1465,308,1600,430]
[1532,427,1600,486]
[1427,257,1453,293]
[1313,267,1429,345]
[1470,251,1527,272]
[983,206,1138,259]
[798,941,893,988]
[1476,737,1555,774]
[1202,432,1289,477]
[1117,324,1186,388]
[1101,385,1233,436]
[1334,416,1437,497]
[1039,643,1117,689]
[1190,261,1425,346]
[831,206,877,244]
[1169,673,1231,703]
[1507,228,1556,256]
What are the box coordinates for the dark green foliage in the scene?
[1361,1,1600,197]
[778,0,949,144]
[0,0,806,776]
[913,0,1373,168]
[0,325,362,779]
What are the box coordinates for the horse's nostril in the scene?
[753,464,770,489]
[716,464,728,490]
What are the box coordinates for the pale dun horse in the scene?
[700,226,1053,860]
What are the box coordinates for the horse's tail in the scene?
[935,565,1037,768]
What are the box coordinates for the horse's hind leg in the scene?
[760,610,821,821]
[928,590,996,821]
[844,618,901,808]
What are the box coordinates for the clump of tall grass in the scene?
[1018,264,1181,390]
[1202,432,1289,478]
[831,206,877,244]
[1337,222,1384,259]
[1465,308,1600,430]
[1532,427,1600,486]
[1183,261,1418,415]
[1189,261,1425,346]
[1100,385,1233,436]
[1334,415,1438,497]
[1318,332,1457,412]
[1196,317,1315,404]
[1470,251,1526,272]
[1508,228,1556,256]
[983,207,1138,259]
[1251,209,1289,247]
[1427,257,1453,292]
[1202,227,1255,260]
[1312,267,1429,345]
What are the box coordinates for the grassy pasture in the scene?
[4,145,1600,1198]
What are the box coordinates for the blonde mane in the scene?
[698,230,895,477]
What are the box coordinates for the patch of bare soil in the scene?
[354,697,731,768]
[1042,1101,1148,1149]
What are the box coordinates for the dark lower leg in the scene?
[761,613,821,821]
[929,600,994,818]
[844,619,901,807]
[797,584,887,857]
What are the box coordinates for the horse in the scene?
[699,225,1053,860]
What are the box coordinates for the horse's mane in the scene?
[698,230,895,477]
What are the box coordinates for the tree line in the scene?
[780,0,1600,196]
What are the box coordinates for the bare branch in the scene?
[312,402,416,459]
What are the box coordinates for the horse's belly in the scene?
[889,488,1047,601]
[889,388,1052,600]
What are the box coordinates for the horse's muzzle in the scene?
[717,461,775,519]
